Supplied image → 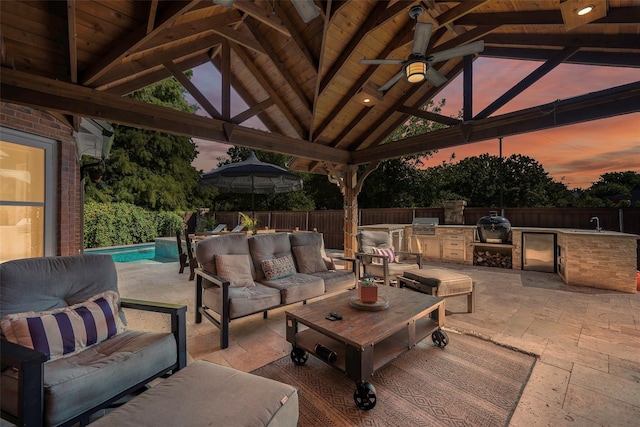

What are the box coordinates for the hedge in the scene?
[84,201,183,249]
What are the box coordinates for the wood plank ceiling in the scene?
[1,0,639,174]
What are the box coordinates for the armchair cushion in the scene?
[292,245,328,274]
[215,254,255,287]
[1,291,125,361]
[372,246,395,264]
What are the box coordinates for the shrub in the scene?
[84,202,184,249]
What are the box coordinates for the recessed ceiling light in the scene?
[363,98,371,103]
[577,5,594,15]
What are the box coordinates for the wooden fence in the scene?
[209,207,640,254]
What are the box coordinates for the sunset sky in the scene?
[189,57,640,190]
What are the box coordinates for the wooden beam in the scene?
[483,47,640,68]
[81,1,199,85]
[482,33,640,50]
[245,19,312,113]
[0,68,349,164]
[136,11,242,53]
[164,60,222,119]
[350,82,640,164]
[463,55,472,121]
[233,0,291,37]
[397,106,461,126]
[146,0,159,34]
[310,21,415,143]
[274,2,318,71]
[93,34,224,88]
[221,40,230,120]
[231,42,308,139]
[436,1,490,27]
[231,99,274,124]
[66,0,77,84]
[475,46,580,120]
[318,1,394,95]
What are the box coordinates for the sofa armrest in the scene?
[1,340,47,427]
[120,299,187,371]
[194,268,232,349]
[329,256,358,274]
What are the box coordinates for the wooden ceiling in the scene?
[1,0,639,173]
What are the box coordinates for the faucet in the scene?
[590,216,602,232]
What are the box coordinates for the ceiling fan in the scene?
[360,6,484,92]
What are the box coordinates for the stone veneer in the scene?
[1,102,82,256]
[407,225,638,294]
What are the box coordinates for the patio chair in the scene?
[356,229,422,286]
[0,254,187,427]
[176,228,197,280]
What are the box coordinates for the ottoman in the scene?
[398,268,475,313]
[91,360,299,427]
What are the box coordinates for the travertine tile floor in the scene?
[116,259,640,427]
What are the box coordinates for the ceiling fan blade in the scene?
[412,23,433,55]
[360,59,406,65]
[378,70,405,92]
[427,40,484,63]
[425,67,448,87]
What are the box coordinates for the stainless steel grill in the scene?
[412,218,439,235]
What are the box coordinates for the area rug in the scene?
[251,332,536,426]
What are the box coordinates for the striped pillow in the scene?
[0,291,125,361]
[372,247,395,265]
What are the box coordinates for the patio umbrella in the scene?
[199,151,303,211]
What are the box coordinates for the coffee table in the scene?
[285,285,447,410]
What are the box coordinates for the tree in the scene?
[84,75,216,211]
[358,99,450,208]
[573,171,640,207]
[423,154,572,207]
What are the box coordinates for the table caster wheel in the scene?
[354,382,376,410]
[432,329,449,348]
[290,346,308,365]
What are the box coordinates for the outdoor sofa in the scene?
[195,231,357,348]
[0,254,187,427]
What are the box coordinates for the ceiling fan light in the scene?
[406,62,427,83]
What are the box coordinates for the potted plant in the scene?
[358,274,378,303]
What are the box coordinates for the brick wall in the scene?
[1,102,82,256]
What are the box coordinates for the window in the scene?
[0,128,57,262]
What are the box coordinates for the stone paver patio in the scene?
[116,258,640,427]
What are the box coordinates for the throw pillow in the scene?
[215,254,255,287]
[0,291,125,361]
[292,245,328,274]
[262,254,297,280]
[372,247,395,264]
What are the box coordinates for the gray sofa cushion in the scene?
[90,360,299,427]
[202,285,281,319]
[310,270,356,293]
[1,330,176,426]
[249,233,293,281]
[259,274,325,304]
[196,233,255,279]
[0,254,118,318]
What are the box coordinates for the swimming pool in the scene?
[86,243,175,263]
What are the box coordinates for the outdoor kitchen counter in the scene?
[405,225,639,294]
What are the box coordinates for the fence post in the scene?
[619,208,624,232]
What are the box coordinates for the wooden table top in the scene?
[286,286,443,348]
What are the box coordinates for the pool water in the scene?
[86,243,171,263]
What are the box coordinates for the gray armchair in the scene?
[0,254,187,427]
[356,229,422,286]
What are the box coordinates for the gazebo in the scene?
[1,0,639,257]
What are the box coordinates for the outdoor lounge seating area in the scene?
[194,232,357,349]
